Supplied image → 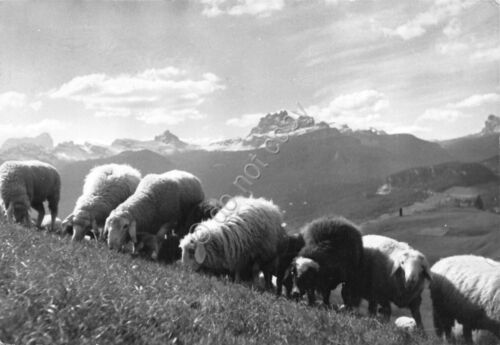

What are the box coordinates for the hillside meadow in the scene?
[0,222,438,345]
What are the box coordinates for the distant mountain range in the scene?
[1,112,498,226]
[2,112,498,164]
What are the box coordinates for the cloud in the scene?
[418,108,465,122]
[383,0,478,40]
[436,41,468,55]
[0,92,28,111]
[452,93,500,108]
[48,67,225,125]
[200,0,285,17]
[417,92,499,124]
[226,112,264,127]
[470,46,500,63]
[0,119,66,141]
[442,17,461,38]
[307,90,389,127]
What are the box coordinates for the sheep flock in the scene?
[0,159,498,344]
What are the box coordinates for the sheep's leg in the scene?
[33,202,45,229]
[343,275,362,309]
[276,272,283,296]
[321,288,331,307]
[367,288,378,316]
[284,275,293,299]
[462,325,473,345]
[47,194,59,232]
[307,289,316,306]
[234,271,242,284]
[409,296,424,330]
[432,308,444,339]
[262,259,276,291]
[379,301,391,323]
[6,203,14,223]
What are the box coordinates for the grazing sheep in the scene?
[395,316,417,332]
[355,235,431,330]
[178,198,223,235]
[105,170,204,251]
[180,196,287,288]
[0,160,60,231]
[63,164,141,242]
[289,216,363,307]
[277,233,305,297]
[430,255,500,344]
[130,224,181,264]
[131,199,222,263]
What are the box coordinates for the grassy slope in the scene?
[0,223,435,345]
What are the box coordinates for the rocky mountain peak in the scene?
[1,132,54,151]
[481,114,500,135]
[154,130,188,148]
[249,110,316,136]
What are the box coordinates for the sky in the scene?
[0,0,498,146]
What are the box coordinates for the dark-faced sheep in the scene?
[131,199,222,263]
[105,170,204,252]
[0,160,60,231]
[63,164,141,241]
[289,216,363,308]
[277,233,305,297]
[355,235,431,330]
[179,196,287,289]
[430,255,500,344]
[130,224,182,264]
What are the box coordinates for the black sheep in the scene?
[289,216,363,308]
[277,233,305,297]
[178,198,223,236]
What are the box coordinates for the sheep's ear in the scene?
[128,220,137,243]
[390,259,402,276]
[156,223,170,239]
[194,243,206,264]
[62,214,74,234]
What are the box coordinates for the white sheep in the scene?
[430,255,500,344]
[356,235,431,329]
[105,170,204,251]
[63,164,141,241]
[179,196,287,288]
[0,160,61,231]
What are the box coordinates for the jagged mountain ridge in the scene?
[0,112,497,166]
[1,133,53,151]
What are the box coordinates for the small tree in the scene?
[474,195,484,210]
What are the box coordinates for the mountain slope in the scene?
[440,114,500,162]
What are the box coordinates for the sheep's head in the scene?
[133,231,181,263]
[179,229,212,271]
[71,210,97,242]
[7,201,29,225]
[105,211,136,251]
[289,257,320,302]
[391,250,431,290]
[131,232,162,260]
